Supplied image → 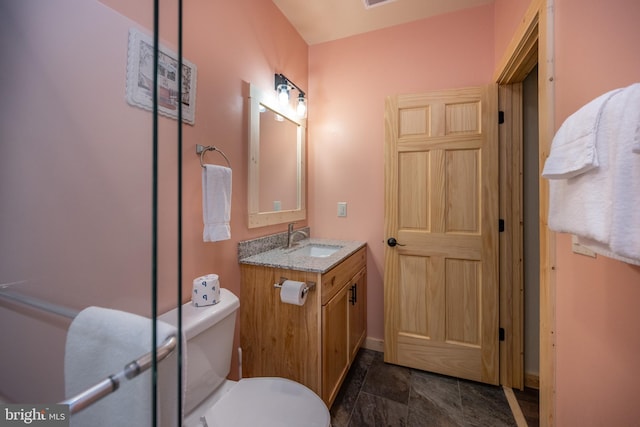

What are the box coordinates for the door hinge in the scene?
[499,219,505,233]
[499,327,505,341]
[498,110,504,124]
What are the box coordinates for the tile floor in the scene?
[330,349,520,427]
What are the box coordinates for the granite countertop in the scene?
[238,238,366,273]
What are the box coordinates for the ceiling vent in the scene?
[362,0,397,9]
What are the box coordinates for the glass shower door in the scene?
[0,0,183,425]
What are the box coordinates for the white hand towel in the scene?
[202,164,232,242]
[65,307,179,427]
[542,88,622,179]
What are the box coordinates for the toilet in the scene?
[159,288,330,427]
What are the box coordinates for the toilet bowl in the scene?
[159,288,330,427]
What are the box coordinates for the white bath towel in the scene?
[544,92,620,243]
[202,164,232,242]
[542,88,622,179]
[576,236,640,266]
[544,83,640,264]
[633,112,640,154]
[65,307,179,427]
[609,83,640,260]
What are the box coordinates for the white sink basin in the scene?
[291,244,342,258]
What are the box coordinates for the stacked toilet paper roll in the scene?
[192,274,220,307]
[279,280,308,306]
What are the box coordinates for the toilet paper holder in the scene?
[274,277,316,297]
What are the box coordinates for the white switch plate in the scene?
[273,200,281,211]
[337,202,347,217]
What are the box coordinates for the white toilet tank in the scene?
[159,288,239,415]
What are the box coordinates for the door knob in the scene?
[387,237,406,247]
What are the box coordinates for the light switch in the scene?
[337,202,347,217]
[273,201,281,211]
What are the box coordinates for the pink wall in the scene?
[553,0,640,424]
[0,0,307,402]
[493,0,531,64]
[308,4,495,341]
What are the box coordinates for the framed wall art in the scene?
[126,28,197,124]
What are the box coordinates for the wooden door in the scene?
[383,85,499,384]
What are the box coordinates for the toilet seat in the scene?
[201,377,330,427]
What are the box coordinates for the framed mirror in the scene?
[248,83,306,228]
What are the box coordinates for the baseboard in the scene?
[524,372,540,389]
[363,336,384,353]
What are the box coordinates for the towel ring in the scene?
[196,144,231,168]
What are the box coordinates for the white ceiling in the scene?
[272,0,494,45]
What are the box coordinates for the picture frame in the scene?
[126,28,197,124]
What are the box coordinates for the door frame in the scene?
[493,0,556,426]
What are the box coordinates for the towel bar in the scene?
[1,285,179,416]
[60,335,177,415]
[196,144,231,168]
[0,289,79,319]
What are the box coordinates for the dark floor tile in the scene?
[459,381,517,427]
[353,348,379,368]
[348,391,408,427]
[513,388,539,427]
[332,349,522,427]
[361,357,412,405]
[408,371,465,427]
[331,349,378,427]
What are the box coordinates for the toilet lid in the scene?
[203,377,330,427]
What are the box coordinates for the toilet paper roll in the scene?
[192,274,221,307]
[279,280,308,306]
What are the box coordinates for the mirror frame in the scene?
[248,83,306,228]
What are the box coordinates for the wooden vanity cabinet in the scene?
[240,246,366,407]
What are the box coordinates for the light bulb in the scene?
[297,95,307,117]
[277,84,290,106]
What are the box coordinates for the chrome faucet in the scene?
[287,223,308,248]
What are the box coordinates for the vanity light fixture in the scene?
[274,73,307,118]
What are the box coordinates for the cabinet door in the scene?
[349,268,367,361]
[322,284,349,405]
